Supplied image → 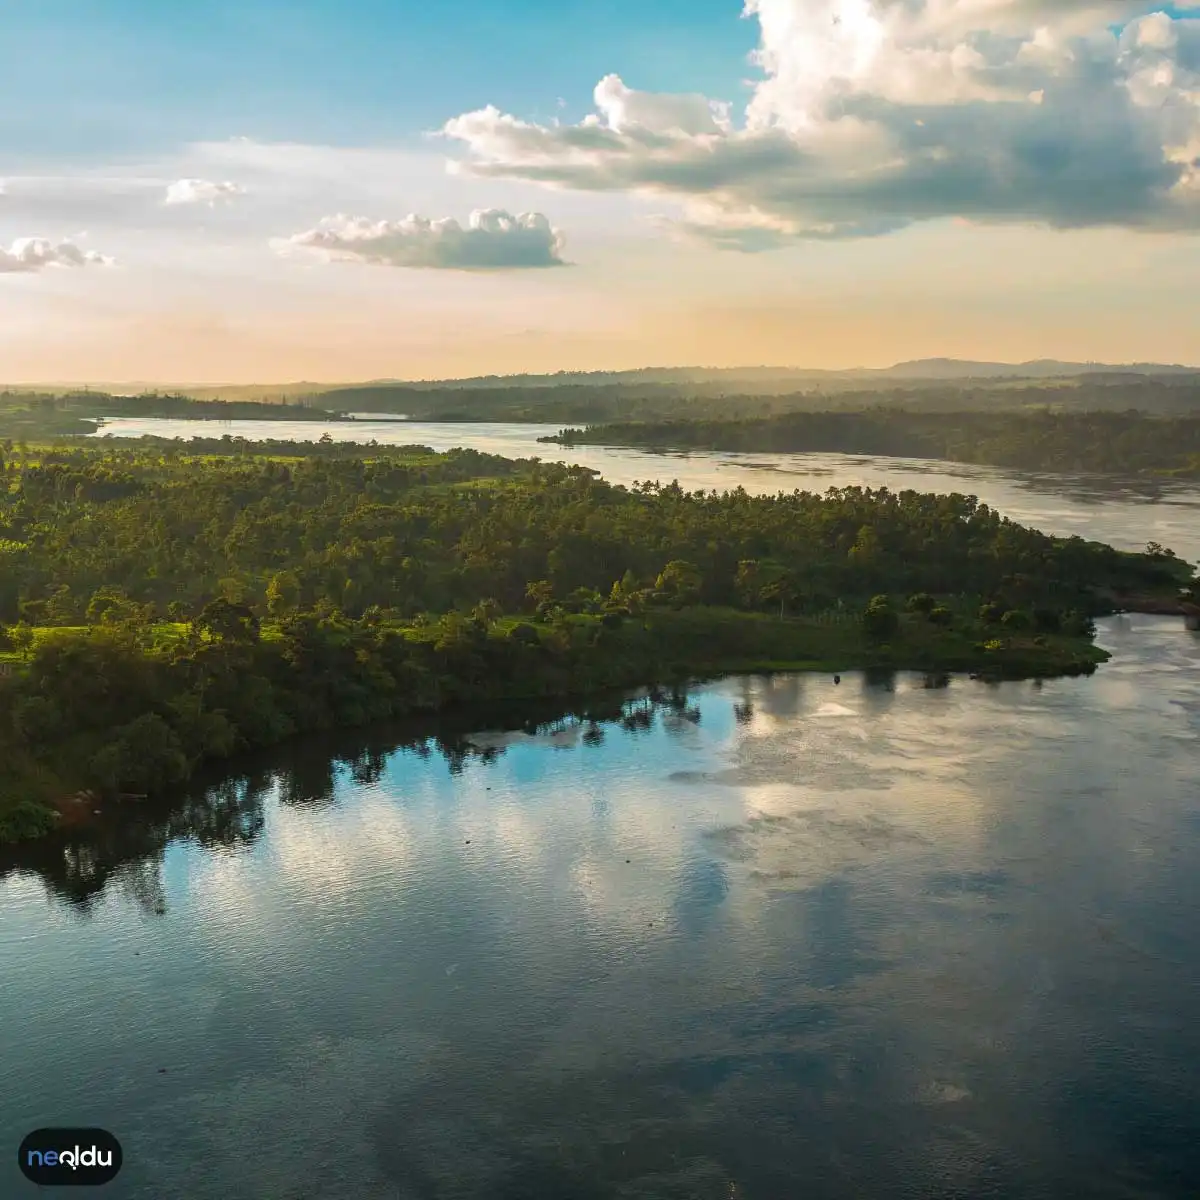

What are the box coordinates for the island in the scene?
[543,410,1200,477]
[0,437,1192,844]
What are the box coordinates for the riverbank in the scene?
[0,607,1110,846]
[542,411,1200,478]
[0,394,353,442]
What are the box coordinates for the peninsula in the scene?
[0,437,1191,844]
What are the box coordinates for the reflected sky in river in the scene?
[91,417,1200,563]
[3,616,1200,1198]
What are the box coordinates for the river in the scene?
[1,419,1198,1198]
[87,415,1200,561]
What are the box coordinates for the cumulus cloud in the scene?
[0,237,113,273]
[441,1,1200,245]
[164,178,245,206]
[276,208,566,269]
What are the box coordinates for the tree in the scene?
[266,571,301,617]
[196,599,260,645]
[216,576,249,604]
[862,595,899,640]
[655,560,702,607]
[734,560,761,609]
[87,587,147,627]
[625,589,651,630]
[525,580,554,612]
[1062,610,1096,638]
[1033,608,1061,633]
[760,571,801,620]
[848,525,882,567]
[1001,609,1032,631]
[609,569,640,605]
[471,598,502,627]
[43,585,77,625]
[11,621,33,660]
[507,622,541,646]
[88,713,189,794]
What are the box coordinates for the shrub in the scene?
[862,596,899,639]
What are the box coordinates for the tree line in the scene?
[0,438,1188,842]
[547,410,1200,476]
[0,437,1184,625]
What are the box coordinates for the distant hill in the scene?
[308,359,1200,392]
[877,359,1199,380]
[345,359,1200,389]
[8,359,1199,401]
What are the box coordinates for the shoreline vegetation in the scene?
[544,411,1200,478]
[6,390,1200,480]
[0,391,350,440]
[4,374,1200,466]
[0,437,1192,845]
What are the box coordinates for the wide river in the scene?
[2,418,1199,1198]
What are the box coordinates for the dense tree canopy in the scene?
[0,439,1188,844]
[549,410,1200,477]
[0,438,1184,626]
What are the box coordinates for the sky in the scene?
[3,0,1200,383]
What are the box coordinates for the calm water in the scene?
[1,421,1197,1197]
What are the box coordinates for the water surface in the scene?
[2,417,1193,1195]
[3,617,1200,1198]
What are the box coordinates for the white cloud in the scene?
[164,178,245,206]
[275,208,566,269]
[593,74,733,135]
[441,1,1200,245]
[0,237,113,274]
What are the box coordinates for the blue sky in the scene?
[3,0,1200,381]
[0,0,757,160]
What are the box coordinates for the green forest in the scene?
[548,410,1200,476]
[0,437,1190,845]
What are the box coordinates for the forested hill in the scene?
[0,438,1189,843]
[547,410,1200,476]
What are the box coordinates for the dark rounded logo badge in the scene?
[19,1129,122,1187]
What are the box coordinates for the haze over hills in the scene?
[879,359,1199,380]
[318,358,1200,391]
[11,358,1198,401]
